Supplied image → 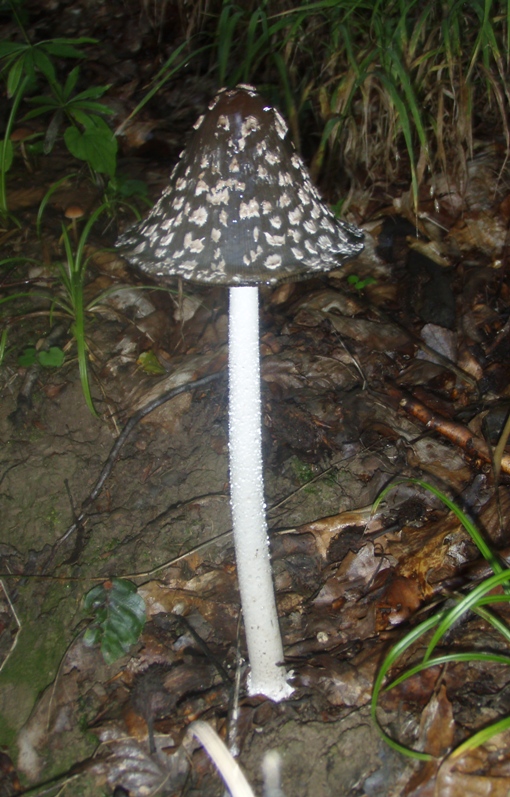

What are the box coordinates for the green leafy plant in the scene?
[347,273,377,291]
[372,479,510,760]
[2,203,110,414]
[18,345,65,368]
[83,578,146,665]
[23,65,116,175]
[3,185,171,414]
[0,0,96,218]
[102,174,152,222]
[53,205,105,415]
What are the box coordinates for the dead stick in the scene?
[386,384,510,476]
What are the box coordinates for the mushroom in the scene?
[117,85,364,701]
[10,127,34,172]
[64,203,85,244]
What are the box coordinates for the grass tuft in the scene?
[372,479,510,761]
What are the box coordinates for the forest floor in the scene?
[2,2,510,797]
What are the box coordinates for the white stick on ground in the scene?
[228,285,293,701]
[189,720,255,797]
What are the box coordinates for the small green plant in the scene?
[53,205,106,415]
[291,457,315,485]
[83,578,146,665]
[347,274,377,291]
[0,1,208,221]
[23,65,117,176]
[372,479,510,761]
[102,174,152,222]
[18,344,65,368]
[1,203,111,415]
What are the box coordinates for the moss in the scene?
[0,584,71,747]
[291,457,316,487]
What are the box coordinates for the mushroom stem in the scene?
[228,285,293,701]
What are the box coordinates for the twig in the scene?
[385,383,510,475]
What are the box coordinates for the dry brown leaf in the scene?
[140,570,239,636]
[376,574,424,629]
[386,513,466,589]
[399,685,454,796]
[292,288,366,317]
[408,238,451,267]
[127,349,226,427]
[262,350,359,392]
[321,314,411,352]
[419,684,455,757]
[436,733,510,797]
[279,505,383,560]
[449,212,507,256]
[91,724,189,795]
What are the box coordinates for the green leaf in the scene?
[18,346,37,367]
[64,117,117,176]
[17,345,65,368]
[113,177,148,198]
[82,625,101,646]
[6,57,24,98]
[101,632,128,665]
[32,48,56,83]
[63,65,80,98]
[25,95,60,109]
[83,583,106,612]
[82,579,146,664]
[0,139,14,173]
[0,42,27,58]
[44,38,97,59]
[73,84,112,102]
[70,101,114,117]
[137,350,166,375]
[38,346,65,368]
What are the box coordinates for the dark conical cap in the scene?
[117,84,364,286]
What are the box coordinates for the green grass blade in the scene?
[424,570,510,661]
[115,42,209,135]
[216,3,244,86]
[72,288,97,417]
[371,611,445,760]
[451,715,510,759]
[386,651,510,690]
[36,174,78,236]
[0,327,7,366]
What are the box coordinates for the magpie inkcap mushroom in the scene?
[118,85,364,701]
[117,84,364,284]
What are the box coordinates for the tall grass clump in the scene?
[203,0,510,207]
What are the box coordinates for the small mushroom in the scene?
[118,85,364,701]
[64,204,85,243]
[10,127,34,172]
